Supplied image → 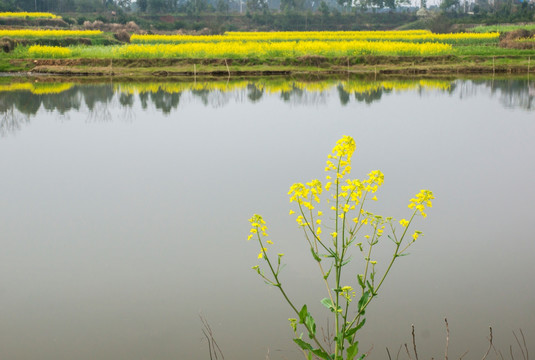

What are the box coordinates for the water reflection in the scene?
[1,77,535,136]
[1,75,534,360]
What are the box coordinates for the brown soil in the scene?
[499,29,535,49]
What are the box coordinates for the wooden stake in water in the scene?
[225,59,230,78]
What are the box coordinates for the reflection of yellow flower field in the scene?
[113,79,452,95]
[0,82,73,94]
[131,30,499,45]
[0,12,59,19]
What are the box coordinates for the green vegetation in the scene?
[471,24,535,34]
[247,136,433,360]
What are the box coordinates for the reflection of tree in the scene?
[191,89,211,106]
[456,79,535,111]
[119,93,134,108]
[337,84,350,106]
[149,90,181,114]
[139,92,150,110]
[354,88,390,104]
[493,79,535,110]
[2,79,535,138]
[82,86,115,111]
[280,85,304,102]
[0,107,30,137]
[41,88,82,114]
[247,84,264,103]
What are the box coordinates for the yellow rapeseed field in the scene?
[131,30,499,45]
[115,40,452,58]
[0,12,59,19]
[0,29,102,39]
[28,45,73,58]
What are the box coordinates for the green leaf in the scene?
[358,353,367,360]
[346,341,359,360]
[294,338,313,351]
[310,248,322,262]
[321,298,334,311]
[324,264,333,280]
[299,305,308,324]
[305,314,316,338]
[358,291,370,313]
[293,339,331,360]
[357,274,365,289]
[344,326,359,339]
[355,318,366,332]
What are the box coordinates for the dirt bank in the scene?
[4,55,535,78]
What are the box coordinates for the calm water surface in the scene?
[1,77,534,360]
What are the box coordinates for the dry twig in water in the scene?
[513,329,529,360]
[445,318,450,360]
[412,324,419,360]
[482,327,493,360]
[396,344,403,360]
[405,343,413,360]
[387,347,392,360]
[199,314,225,360]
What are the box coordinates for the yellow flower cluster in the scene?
[408,189,434,218]
[116,40,451,59]
[0,29,101,39]
[0,12,59,19]
[28,45,72,58]
[248,214,272,258]
[131,30,498,45]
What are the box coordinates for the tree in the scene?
[246,0,267,13]
[137,0,148,11]
[318,0,329,16]
[440,0,459,11]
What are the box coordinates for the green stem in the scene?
[256,232,333,359]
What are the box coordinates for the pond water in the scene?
[0,77,534,360]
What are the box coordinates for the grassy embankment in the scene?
[3,19,535,77]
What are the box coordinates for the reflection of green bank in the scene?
[2,78,535,119]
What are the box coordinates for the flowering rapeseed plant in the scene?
[247,136,434,360]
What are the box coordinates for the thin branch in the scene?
[405,343,413,360]
[459,351,469,360]
[396,344,403,360]
[202,329,213,360]
[412,324,419,360]
[445,318,450,360]
[513,330,527,360]
[364,344,375,358]
[482,327,493,360]
[520,329,528,360]
[199,314,225,360]
[387,347,392,360]
[511,345,515,360]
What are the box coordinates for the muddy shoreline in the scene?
[2,55,534,79]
